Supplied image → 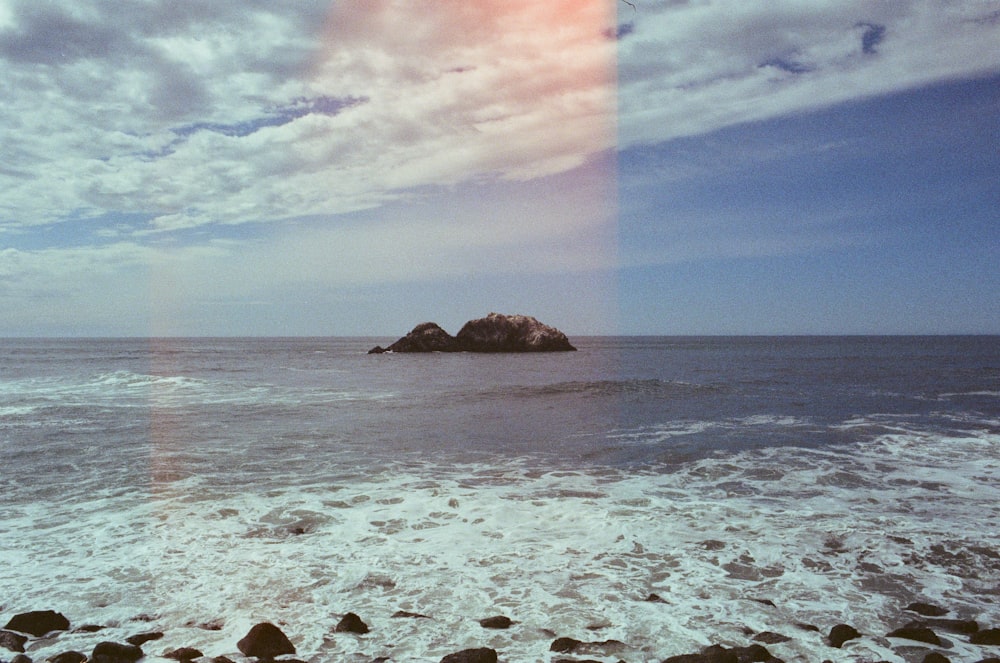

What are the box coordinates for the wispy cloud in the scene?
[0,0,616,234]
[617,1,1000,148]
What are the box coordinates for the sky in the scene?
[1,0,998,337]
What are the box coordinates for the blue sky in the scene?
[1,1,998,336]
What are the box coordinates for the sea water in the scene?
[1,336,998,662]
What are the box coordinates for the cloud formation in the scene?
[617,1,1000,148]
[1,1,998,335]
[0,0,616,233]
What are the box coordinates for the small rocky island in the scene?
[368,312,576,353]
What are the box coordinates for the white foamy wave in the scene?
[607,414,813,447]
[3,429,998,663]
[940,390,1000,399]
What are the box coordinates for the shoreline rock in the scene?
[369,313,576,354]
[5,603,1000,663]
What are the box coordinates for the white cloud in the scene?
[0,0,617,233]
[617,0,1000,148]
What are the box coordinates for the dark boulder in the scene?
[549,637,627,656]
[907,602,949,617]
[237,622,296,659]
[455,313,576,352]
[887,624,942,645]
[971,628,1000,645]
[48,652,86,663]
[923,653,950,663]
[125,632,163,646]
[478,615,512,629]
[384,322,459,353]
[3,611,70,637]
[90,641,143,663]
[0,630,27,653]
[662,645,739,663]
[334,612,369,634]
[72,625,103,634]
[828,624,861,648]
[753,632,790,645]
[439,647,498,663]
[163,647,204,661]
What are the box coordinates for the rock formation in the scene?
[369,313,575,354]
[3,611,70,637]
[237,622,296,659]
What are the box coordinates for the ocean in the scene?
[1,336,998,662]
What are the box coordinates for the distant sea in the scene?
[2,336,998,662]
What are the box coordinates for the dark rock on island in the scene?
[369,313,576,353]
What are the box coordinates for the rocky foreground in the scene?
[3,602,1000,663]
[368,313,576,354]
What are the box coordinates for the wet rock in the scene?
[478,616,512,629]
[71,625,102,634]
[923,653,950,663]
[367,345,388,354]
[163,647,203,661]
[753,632,791,644]
[455,313,576,352]
[662,644,738,663]
[971,628,1000,645]
[125,632,163,646]
[551,637,584,653]
[828,624,861,648]
[90,641,143,663]
[10,653,33,663]
[334,612,369,634]
[907,602,949,617]
[974,658,1000,663]
[391,611,431,619]
[3,611,70,637]
[439,647,498,663]
[0,630,27,653]
[887,624,942,645]
[196,619,225,631]
[549,638,627,656]
[911,618,978,635]
[209,657,235,663]
[795,623,820,632]
[237,622,296,659]
[47,653,85,663]
[645,593,669,603]
[379,322,459,353]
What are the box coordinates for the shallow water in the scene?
[1,336,998,662]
